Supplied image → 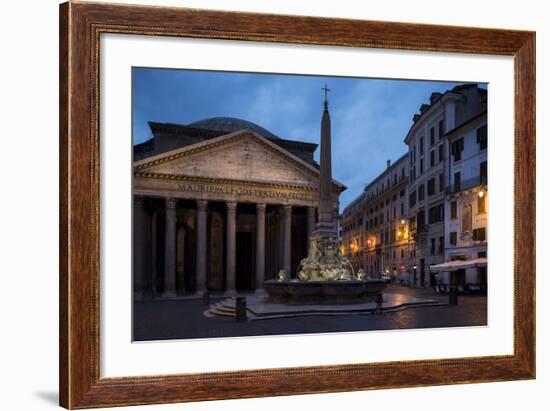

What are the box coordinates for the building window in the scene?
[451,137,464,161]
[480,161,488,185]
[420,158,424,174]
[430,149,435,167]
[438,119,445,140]
[400,202,404,216]
[477,124,488,150]
[454,172,461,192]
[430,126,435,145]
[439,236,444,254]
[439,173,445,193]
[420,136,424,154]
[473,227,486,241]
[428,204,444,224]
[409,190,417,208]
[400,189,405,198]
[462,204,473,234]
[418,184,425,201]
[438,143,444,163]
[427,178,436,196]
[410,216,417,232]
[417,209,425,228]
[430,238,436,255]
[478,193,486,214]
[450,231,457,245]
[451,201,457,219]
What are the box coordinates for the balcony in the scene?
[412,224,429,240]
[447,176,487,194]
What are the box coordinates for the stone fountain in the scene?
[264,86,386,304]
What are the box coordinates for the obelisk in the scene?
[315,84,337,236]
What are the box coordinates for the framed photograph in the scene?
[59,1,535,408]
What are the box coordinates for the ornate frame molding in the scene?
[60,1,535,408]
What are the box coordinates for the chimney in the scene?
[387,159,391,169]
[413,114,421,122]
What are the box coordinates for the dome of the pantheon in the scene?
[188,117,280,140]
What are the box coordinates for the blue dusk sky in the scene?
[132,67,485,210]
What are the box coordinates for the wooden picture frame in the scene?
[59,1,535,408]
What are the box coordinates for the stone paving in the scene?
[204,293,443,320]
[133,283,487,341]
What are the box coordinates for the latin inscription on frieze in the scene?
[177,183,313,201]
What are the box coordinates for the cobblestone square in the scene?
[134,284,487,341]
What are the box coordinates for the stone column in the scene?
[307,206,316,252]
[195,200,208,295]
[164,197,177,297]
[277,209,284,271]
[225,202,237,295]
[150,210,158,295]
[133,195,146,299]
[283,205,292,275]
[255,203,266,294]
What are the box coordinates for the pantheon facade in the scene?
[133,117,345,298]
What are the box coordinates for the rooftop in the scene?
[188,117,280,140]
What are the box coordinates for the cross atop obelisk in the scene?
[315,84,336,236]
[322,84,330,109]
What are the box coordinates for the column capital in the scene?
[134,195,145,208]
[226,201,237,213]
[165,197,177,209]
[256,203,267,213]
[196,199,208,212]
[283,204,292,216]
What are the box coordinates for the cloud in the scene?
[132,68,465,210]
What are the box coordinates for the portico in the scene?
[133,129,344,298]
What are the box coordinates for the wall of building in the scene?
[341,155,409,279]
[444,114,488,288]
[342,85,487,288]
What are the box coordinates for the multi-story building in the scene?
[341,155,409,280]
[443,111,488,291]
[404,84,487,287]
[340,83,487,288]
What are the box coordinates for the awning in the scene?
[429,258,487,272]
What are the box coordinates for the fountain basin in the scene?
[263,279,386,305]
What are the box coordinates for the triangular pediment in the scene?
[135,130,337,189]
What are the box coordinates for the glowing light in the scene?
[478,190,485,198]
